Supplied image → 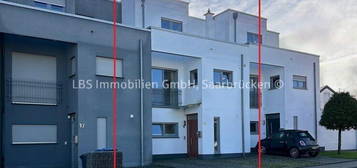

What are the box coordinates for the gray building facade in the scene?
[0,1,152,167]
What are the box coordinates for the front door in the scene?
[187,114,198,158]
[266,113,280,137]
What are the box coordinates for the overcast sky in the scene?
[185,0,357,95]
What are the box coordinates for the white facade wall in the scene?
[122,0,279,47]
[248,46,319,147]
[318,88,357,150]
[122,0,319,156]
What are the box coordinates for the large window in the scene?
[247,32,262,44]
[293,75,307,89]
[11,52,58,105]
[33,0,65,12]
[214,69,233,86]
[161,18,183,32]
[152,68,177,89]
[96,57,123,78]
[152,68,179,107]
[250,75,259,108]
[152,123,178,138]
[190,69,198,86]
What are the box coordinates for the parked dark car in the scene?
[256,130,320,158]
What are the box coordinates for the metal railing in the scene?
[8,79,62,105]
[152,88,181,108]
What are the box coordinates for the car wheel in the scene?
[289,148,300,158]
[309,151,319,157]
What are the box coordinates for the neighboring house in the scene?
[0,0,320,167]
[318,86,357,150]
[121,0,319,158]
[0,0,151,168]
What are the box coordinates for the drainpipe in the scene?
[0,33,4,168]
[233,12,238,43]
[139,40,144,166]
[141,0,145,28]
[313,62,317,140]
[240,54,245,156]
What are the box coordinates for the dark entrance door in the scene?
[187,114,198,158]
[2,36,71,168]
[266,113,280,137]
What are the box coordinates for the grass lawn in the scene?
[320,151,357,159]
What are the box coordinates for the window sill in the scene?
[12,102,58,106]
[96,74,124,79]
[152,136,179,139]
[293,87,308,90]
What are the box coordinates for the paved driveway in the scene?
[149,155,357,168]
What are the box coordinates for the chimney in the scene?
[204,9,215,38]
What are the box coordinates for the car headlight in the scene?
[299,140,306,146]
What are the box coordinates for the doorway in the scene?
[266,113,280,137]
[187,114,198,158]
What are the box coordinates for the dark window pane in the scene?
[152,124,163,136]
[247,32,262,44]
[190,69,198,86]
[34,1,48,9]
[270,75,280,89]
[50,4,64,12]
[172,22,182,32]
[164,124,176,135]
[214,71,221,84]
[250,122,257,134]
[161,19,170,29]
[161,19,182,32]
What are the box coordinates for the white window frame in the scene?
[293,75,307,90]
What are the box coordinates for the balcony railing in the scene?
[152,88,181,108]
[8,79,62,105]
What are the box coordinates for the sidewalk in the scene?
[303,160,357,168]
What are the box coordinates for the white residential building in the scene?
[122,0,320,158]
[319,86,357,150]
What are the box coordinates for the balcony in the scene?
[152,88,181,108]
[8,79,62,105]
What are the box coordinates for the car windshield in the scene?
[298,132,314,141]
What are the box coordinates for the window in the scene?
[250,75,259,108]
[250,121,258,135]
[152,68,177,89]
[11,52,58,105]
[270,75,281,89]
[214,117,220,154]
[33,0,65,12]
[97,118,107,149]
[152,123,178,138]
[152,68,179,107]
[214,69,233,86]
[247,32,262,44]
[161,18,183,32]
[293,116,298,130]
[271,132,285,139]
[293,75,307,89]
[190,69,198,86]
[96,57,123,78]
[12,125,57,144]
